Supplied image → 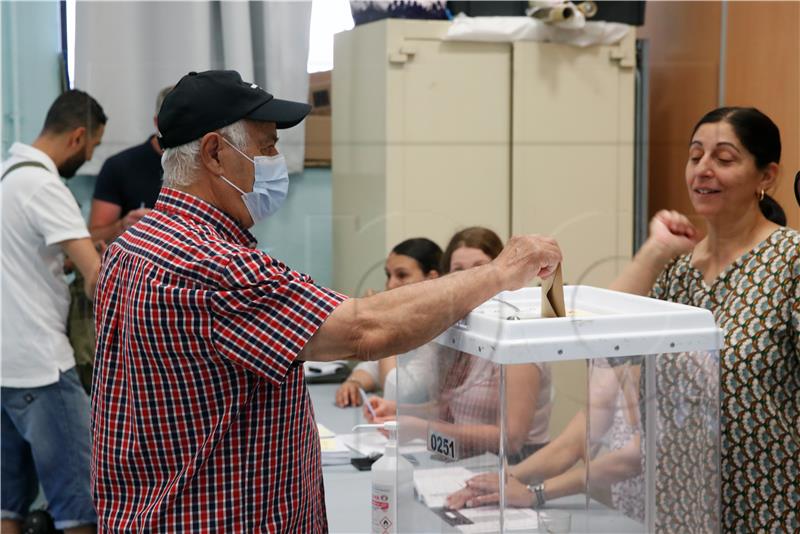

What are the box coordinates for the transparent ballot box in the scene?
[392,286,722,533]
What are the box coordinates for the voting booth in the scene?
[392,286,722,533]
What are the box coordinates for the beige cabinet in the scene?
[333,19,635,295]
[512,37,636,286]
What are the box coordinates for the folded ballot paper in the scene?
[540,264,566,318]
[317,423,351,466]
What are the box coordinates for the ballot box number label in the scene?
[427,428,458,461]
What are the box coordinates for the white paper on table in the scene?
[458,506,539,533]
[413,466,475,508]
[339,432,428,457]
[317,423,336,439]
[399,439,429,455]
[339,431,387,457]
[317,423,351,466]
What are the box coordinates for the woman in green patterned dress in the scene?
[612,107,799,531]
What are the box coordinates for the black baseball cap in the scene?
[156,70,312,149]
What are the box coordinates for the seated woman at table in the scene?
[335,237,442,407]
[446,357,644,521]
[364,227,553,463]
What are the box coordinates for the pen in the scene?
[359,387,377,419]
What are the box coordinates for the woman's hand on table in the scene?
[446,472,534,509]
[335,380,363,407]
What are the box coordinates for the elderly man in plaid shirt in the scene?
[90,70,563,532]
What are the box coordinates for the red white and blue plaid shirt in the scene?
[91,188,346,532]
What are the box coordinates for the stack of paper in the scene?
[457,507,539,533]
[339,432,429,458]
[339,431,387,457]
[317,423,351,466]
[413,466,475,508]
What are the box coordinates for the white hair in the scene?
[161,120,249,188]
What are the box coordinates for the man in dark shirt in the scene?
[88,86,172,242]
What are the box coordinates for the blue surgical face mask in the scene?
[219,138,289,225]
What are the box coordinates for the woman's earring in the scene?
[759,189,765,201]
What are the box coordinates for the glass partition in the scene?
[393,286,721,533]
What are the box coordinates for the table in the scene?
[310,384,643,533]
[312,384,373,533]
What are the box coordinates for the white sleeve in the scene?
[353,360,379,382]
[394,343,439,404]
[383,368,398,402]
[26,180,89,245]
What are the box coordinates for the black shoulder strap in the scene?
[1,160,49,181]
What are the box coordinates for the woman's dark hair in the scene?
[391,238,443,275]
[440,226,504,274]
[692,107,784,223]
[692,107,781,169]
[759,194,786,226]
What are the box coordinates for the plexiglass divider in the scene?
[394,286,721,533]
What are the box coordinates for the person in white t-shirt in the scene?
[334,237,442,407]
[1,89,106,534]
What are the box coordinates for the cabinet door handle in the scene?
[609,47,625,60]
[389,52,409,64]
[609,47,634,68]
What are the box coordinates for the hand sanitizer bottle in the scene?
[370,421,414,534]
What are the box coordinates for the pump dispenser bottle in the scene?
[355,421,414,534]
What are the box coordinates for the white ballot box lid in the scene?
[435,285,722,364]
